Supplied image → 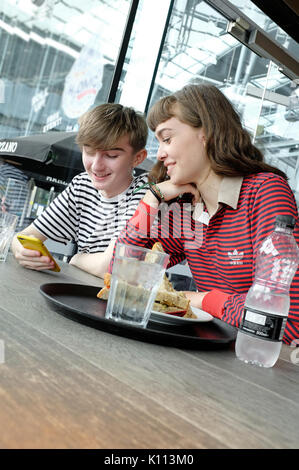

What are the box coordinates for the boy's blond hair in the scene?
[76,103,148,153]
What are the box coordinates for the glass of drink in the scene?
[105,243,169,328]
[0,211,18,262]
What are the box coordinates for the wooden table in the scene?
[0,254,298,449]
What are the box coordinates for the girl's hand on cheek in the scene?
[156,181,200,203]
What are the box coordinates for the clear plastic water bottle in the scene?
[235,215,299,368]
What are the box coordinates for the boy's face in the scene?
[82,134,146,198]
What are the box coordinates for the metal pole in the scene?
[107,0,140,103]
[144,0,175,114]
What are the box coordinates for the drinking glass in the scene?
[105,243,169,327]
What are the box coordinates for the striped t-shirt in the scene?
[117,172,299,345]
[33,172,148,253]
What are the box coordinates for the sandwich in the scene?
[97,243,196,319]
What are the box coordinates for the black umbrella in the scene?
[0,131,84,170]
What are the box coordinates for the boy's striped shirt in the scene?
[33,171,148,253]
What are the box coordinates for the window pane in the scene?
[118,0,172,112]
[0,0,131,137]
[145,0,299,204]
[253,62,299,206]
[229,0,299,57]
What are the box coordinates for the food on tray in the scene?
[97,273,111,300]
[97,272,111,299]
[97,243,196,319]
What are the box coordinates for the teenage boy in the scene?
[11,103,148,277]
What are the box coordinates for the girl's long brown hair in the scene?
[147,84,286,183]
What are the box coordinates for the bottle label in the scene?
[239,306,287,341]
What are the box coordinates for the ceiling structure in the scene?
[251,0,299,43]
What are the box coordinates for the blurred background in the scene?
[0,0,298,232]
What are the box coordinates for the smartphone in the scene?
[17,235,60,272]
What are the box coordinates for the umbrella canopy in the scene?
[0,132,84,170]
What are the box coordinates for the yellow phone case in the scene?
[17,235,60,272]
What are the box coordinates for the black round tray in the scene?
[40,283,236,350]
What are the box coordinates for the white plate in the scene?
[150,306,213,325]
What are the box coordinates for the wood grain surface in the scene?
[0,255,298,449]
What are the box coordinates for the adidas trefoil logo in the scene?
[228,249,244,265]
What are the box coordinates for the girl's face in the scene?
[155,116,210,187]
